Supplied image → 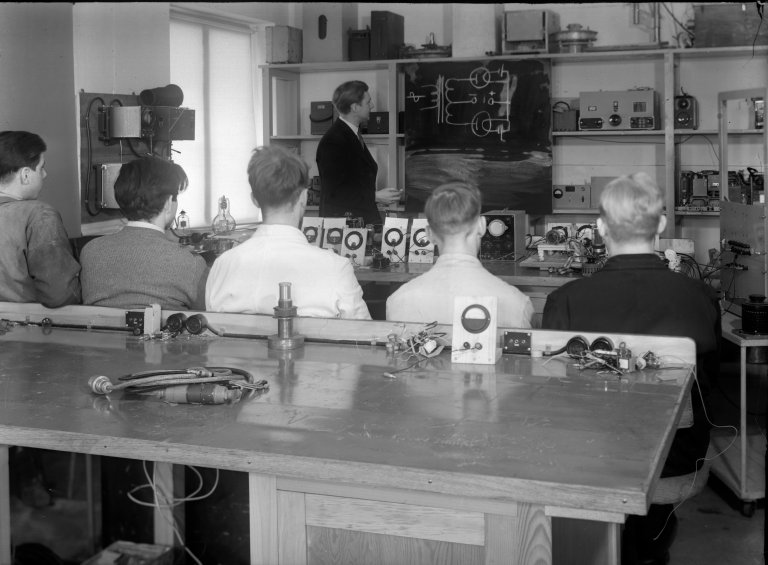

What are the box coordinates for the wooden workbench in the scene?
[0,304,695,565]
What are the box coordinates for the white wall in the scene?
[0,3,80,237]
[73,3,171,93]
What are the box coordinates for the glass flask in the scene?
[175,210,191,237]
[211,196,236,234]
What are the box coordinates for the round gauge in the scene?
[303,226,318,243]
[412,228,429,247]
[384,228,403,246]
[487,219,508,237]
[460,304,491,334]
[345,231,363,250]
[326,228,343,244]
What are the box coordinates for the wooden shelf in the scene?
[549,209,598,215]
[263,45,768,71]
[553,130,663,137]
[271,134,392,142]
[675,129,764,136]
[674,210,720,216]
[264,43,766,240]
[260,60,394,72]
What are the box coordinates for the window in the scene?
[170,11,263,228]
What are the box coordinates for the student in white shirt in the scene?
[206,145,371,320]
[386,182,533,328]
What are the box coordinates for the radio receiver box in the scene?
[579,90,658,131]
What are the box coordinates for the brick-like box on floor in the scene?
[82,541,173,565]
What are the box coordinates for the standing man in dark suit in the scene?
[316,80,400,228]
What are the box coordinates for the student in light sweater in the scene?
[386,182,533,328]
[80,157,208,310]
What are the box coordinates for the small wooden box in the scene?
[266,26,302,64]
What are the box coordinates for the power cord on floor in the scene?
[127,461,220,565]
[652,371,739,541]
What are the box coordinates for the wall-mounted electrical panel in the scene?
[101,105,195,141]
[95,163,123,210]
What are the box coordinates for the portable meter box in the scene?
[321,217,346,253]
[310,101,337,135]
[408,218,434,264]
[340,227,368,264]
[300,216,324,247]
[579,90,659,131]
[381,217,410,263]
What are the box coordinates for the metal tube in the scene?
[279,282,290,303]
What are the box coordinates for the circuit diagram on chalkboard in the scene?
[403,59,552,215]
[407,65,515,142]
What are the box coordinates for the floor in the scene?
[9,342,768,564]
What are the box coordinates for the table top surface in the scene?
[0,326,691,515]
[353,260,577,288]
[721,311,768,347]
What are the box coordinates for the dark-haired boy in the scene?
[0,130,81,307]
[80,157,208,310]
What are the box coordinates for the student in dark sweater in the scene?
[542,172,721,565]
[80,157,208,310]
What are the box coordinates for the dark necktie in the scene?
[357,129,365,148]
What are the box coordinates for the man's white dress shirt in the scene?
[206,224,371,319]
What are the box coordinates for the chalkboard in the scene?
[403,59,552,215]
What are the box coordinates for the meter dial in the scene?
[411,228,429,247]
[384,228,403,246]
[487,219,508,237]
[461,304,491,334]
[345,231,364,250]
[326,228,343,245]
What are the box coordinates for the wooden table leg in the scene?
[152,462,184,546]
[277,490,307,565]
[552,515,622,565]
[485,504,552,565]
[249,473,278,565]
[0,445,10,565]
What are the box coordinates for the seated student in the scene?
[0,130,80,307]
[542,173,721,565]
[205,145,371,319]
[80,157,208,310]
[386,183,533,327]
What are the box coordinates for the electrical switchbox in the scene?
[95,163,123,209]
[102,105,195,141]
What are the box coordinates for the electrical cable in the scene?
[83,96,106,216]
[753,1,765,53]
[126,461,207,565]
[652,366,739,541]
[660,2,694,45]
[126,138,144,159]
